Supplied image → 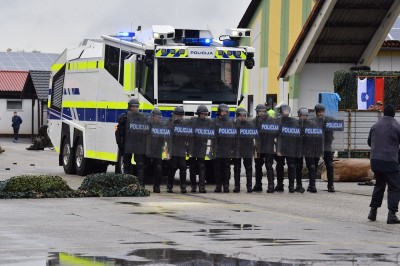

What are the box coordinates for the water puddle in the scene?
[48,250,301,265]
[48,250,398,265]
[117,202,141,206]
[213,238,314,246]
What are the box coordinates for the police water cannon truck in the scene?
[47,25,254,176]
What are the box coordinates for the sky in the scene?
[0,0,252,54]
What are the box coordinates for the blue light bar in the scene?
[182,38,213,46]
[117,32,135,37]
[223,39,239,47]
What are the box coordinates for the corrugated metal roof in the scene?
[278,0,399,79]
[0,70,28,92]
[29,70,51,100]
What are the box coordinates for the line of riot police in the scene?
[115,99,343,194]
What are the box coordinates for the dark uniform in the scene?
[115,99,147,185]
[313,104,335,193]
[367,104,400,224]
[233,108,254,193]
[188,105,212,193]
[296,108,323,193]
[253,104,277,193]
[167,107,189,193]
[275,104,301,193]
[147,108,166,193]
[213,103,235,193]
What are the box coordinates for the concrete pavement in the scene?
[1,137,400,265]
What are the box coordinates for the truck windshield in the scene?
[157,58,241,104]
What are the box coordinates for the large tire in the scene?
[74,138,93,176]
[62,137,76,174]
[204,160,215,184]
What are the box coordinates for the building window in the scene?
[7,100,23,110]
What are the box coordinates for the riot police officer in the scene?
[275,104,300,193]
[188,105,212,193]
[167,106,189,193]
[147,108,166,193]
[296,107,322,193]
[314,103,335,193]
[115,99,148,185]
[253,104,277,193]
[233,108,254,193]
[213,103,235,193]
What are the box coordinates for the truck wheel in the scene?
[204,160,215,184]
[62,137,76,174]
[75,138,92,176]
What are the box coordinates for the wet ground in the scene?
[1,138,400,266]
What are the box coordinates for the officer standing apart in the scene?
[314,104,335,192]
[233,108,254,193]
[367,104,400,224]
[115,98,147,187]
[147,108,166,193]
[253,104,277,193]
[188,105,211,193]
[213,103,235,193]
[12,111,23,143]
[167,107,189,193]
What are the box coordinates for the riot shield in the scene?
[189,117,215,159]
[276,116,301,158]
[254,116,279,155]
[213,117,237,159]
[147,116,170,159]
[300,117,324,158]
[124,111,149,155]
[324,114,345,152]
[235,117,257,158]
[168,118,193,158]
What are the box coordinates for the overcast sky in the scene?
[0,0,252,54]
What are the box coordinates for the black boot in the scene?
[368,207,377,221]
[253,185,263,192]
[245,165,252,193]
[266,170,275,193]
[288,178,295,193]
[191,185,197,193]
[294,184,305,193]
[274,183,284,192]
[233,186,240,193]
[387,210,400,224]
[288,163,295,193]
[307,186,317,193]
[328,185,335,193]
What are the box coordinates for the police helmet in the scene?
[279,104,291,115]
[218,103,229,113]
[128,98,139,108]
[235,107,248,117]
[173,106,185,116]
[314,103,326,112]
[255,104,267,112]
[196,105,209,115]
[151,108,162,117]
[297,107,309,117]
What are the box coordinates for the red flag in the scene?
[375,77,384,106]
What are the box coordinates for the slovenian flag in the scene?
[357,77,384,110]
